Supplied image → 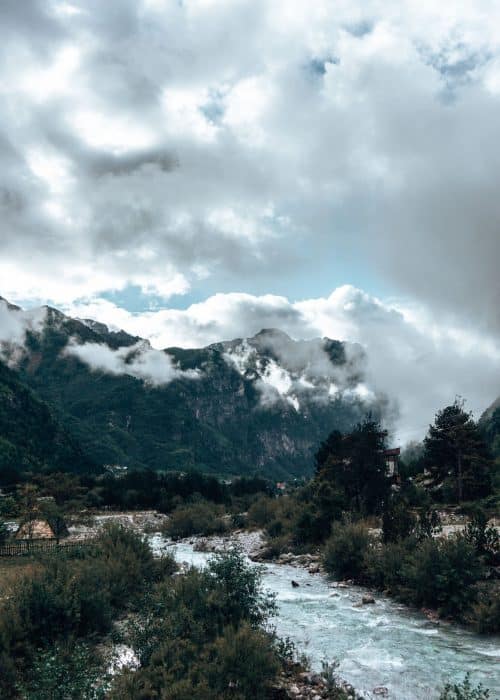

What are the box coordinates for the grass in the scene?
[0,556,41,597]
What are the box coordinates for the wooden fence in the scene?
[0,539,95,558]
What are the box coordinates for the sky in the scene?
[1,0,500,441]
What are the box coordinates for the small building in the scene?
[15,517,69,541]
[383,448,400,478]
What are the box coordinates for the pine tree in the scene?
[424,399,492,502]
[315,418,390,514]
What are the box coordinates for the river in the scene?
[150,535,500,700]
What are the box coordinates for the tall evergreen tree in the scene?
[423,399,492,502]
[315,418,390,514]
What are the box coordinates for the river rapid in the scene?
[150,536,499,700]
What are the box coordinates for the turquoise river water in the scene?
[150,536,499,700]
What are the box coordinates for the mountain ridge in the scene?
[0,297,386,478]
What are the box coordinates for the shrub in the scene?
[293,503,335,545]
[92,523,156,605]
[112,548,280,699]
[0,525,167,696]
[205,547,277,630]
[205,624,280,699]
[469,583,500,634]
[0,518,8,545]
[17,642,109,700]
[319,659,350,699]
[163,500,228,539]
[439,673,490,699]
[403,535,483,617]
[247,495,279,528]
[415,506,442,540]
[463,509,500,567]
[363,540,412,591]
[323,522,371,580]
[111,625,279,700]
[382,496,416,543]
[264,533,294,558]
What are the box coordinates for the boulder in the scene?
[291,580,300,588]
[362,595,375,605]
[250,548,272,562]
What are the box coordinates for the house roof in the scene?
[15,519,56,539]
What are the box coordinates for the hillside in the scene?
[0,360,95,482]
[480,398,500,457]
[1,299,387,479]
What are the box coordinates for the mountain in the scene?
[480,398,500,459]
[0,298,387,479]
[0,359,96,482]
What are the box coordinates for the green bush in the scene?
[382,496,416,543]
[469,583,500,634]
[110,624,279,700]
[439,673,490,699]
[0,525,169,697]
[323,522,371,580]
[463,509,500,567]
[204,624,280,700]
[363,540,411,591]
[17,642,109,700]
[205,547,277,629]
[163,500,228,539]
[111,548,280,699]
[320,660,350,699]
[402,535,483,617]
[91,524,156,606]
[247,495,279,528]
[0,518,8,545]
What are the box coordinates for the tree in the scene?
[424,400,493,502]
[0,518,8,546]
[315,418,390,515]
[463,507,500,567]
[39,501,68,544]
[17,483,40,544]
[382,494,416,543]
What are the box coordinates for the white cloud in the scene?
[1,0,500,323]
[63,338,199,386]
[63,284,500,442]
[0,298,47,365]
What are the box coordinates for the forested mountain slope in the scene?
[1,299,386,478]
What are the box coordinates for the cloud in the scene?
[0,298,47,364]
[222,331,373,412]
[63,285,500,442]
[0,0,500,334]
[63,338,199,386]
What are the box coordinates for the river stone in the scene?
[362,595,375,604]
[373,687,389,696]
[291,580,300,588]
